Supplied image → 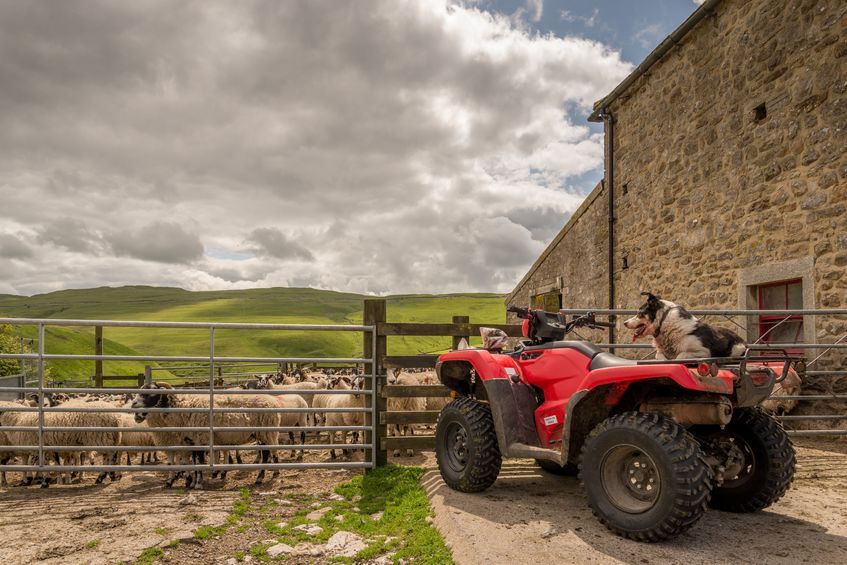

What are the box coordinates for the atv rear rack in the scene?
[636,347,799,380]
[636,347,802,407]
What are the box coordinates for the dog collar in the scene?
[653,306,681,338]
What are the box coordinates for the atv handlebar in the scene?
[508,307,615,340]
[507,306,531,319]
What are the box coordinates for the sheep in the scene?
[131,382,280,489]
[116,411,158,465]
[761,367,803,415]
[0,401,19,487]
[386,371,426,457]
[0,399,122,487]
[311,376,342,442]
[416,370,450,414]
[324,376,366,460]
[270,393,309,461]
[246,376,327,427]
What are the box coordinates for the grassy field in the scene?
[0,286,507,381]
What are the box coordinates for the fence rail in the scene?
[0,317,378,478]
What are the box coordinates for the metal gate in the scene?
[557,307,847,436]
[0,318,378,478]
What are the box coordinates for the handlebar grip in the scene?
[507,306,531,318]
[591,321,616,328]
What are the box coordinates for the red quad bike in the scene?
[434,307,798,542]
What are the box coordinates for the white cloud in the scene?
[0,0,631,296]
[634,22,665,49]
[525,0,543,22]
[560,8,599,28]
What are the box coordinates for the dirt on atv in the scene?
[426,438,847,564]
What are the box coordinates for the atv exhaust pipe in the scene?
[640,397,733,426]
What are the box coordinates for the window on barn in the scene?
[757,279,803,352]
[532,290,562,313]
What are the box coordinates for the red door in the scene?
[757,279,803,354]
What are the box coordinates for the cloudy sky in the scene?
[0,0,701,296]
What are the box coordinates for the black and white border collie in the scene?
[623,292,747,360]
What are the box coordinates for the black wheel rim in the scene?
[443,421,469,473]
[600,444,661,514]
[716,433,756,488]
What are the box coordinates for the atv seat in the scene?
[523,340,603,358]
[589,352,639,371]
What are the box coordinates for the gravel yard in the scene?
[427,439,847,564]
[1,439,846,564]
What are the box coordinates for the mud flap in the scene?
[482,379,541,453]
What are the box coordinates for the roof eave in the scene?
[587,0,724,122]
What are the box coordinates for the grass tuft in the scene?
[134,547,165,565]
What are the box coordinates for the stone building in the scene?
[506,0,846,394]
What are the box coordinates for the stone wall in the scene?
[507,0,847,404]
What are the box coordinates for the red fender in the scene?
[580,364,734,395]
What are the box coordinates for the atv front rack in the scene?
[636,347,802,407]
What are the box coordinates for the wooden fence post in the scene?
[144,365,152,385]
[452,315,470,350]
[364,299,388,468]
[94,325,103,388]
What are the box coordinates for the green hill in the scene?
[0,286,507,382]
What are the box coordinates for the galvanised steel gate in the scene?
[0,318,379,479]
[558,307,847,437]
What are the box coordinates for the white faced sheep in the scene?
[131,382,281,489]
[761,367,803,415]
[324,376,366,460]
[386,371,427,457]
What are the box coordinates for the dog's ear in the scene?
[640,291,661,305]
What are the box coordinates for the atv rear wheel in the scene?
[580,412,712,542]
[436,397,501,493]
[705,407,795,513]
[535,459,577,476]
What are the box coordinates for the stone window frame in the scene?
[531,277,563,311]
[737,256,816,347]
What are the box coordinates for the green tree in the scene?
[0,324,27,377]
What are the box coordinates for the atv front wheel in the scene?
[536,459,577,476]
[705,407,795,513]
[580,412,712,542]
[435,397,501,492]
